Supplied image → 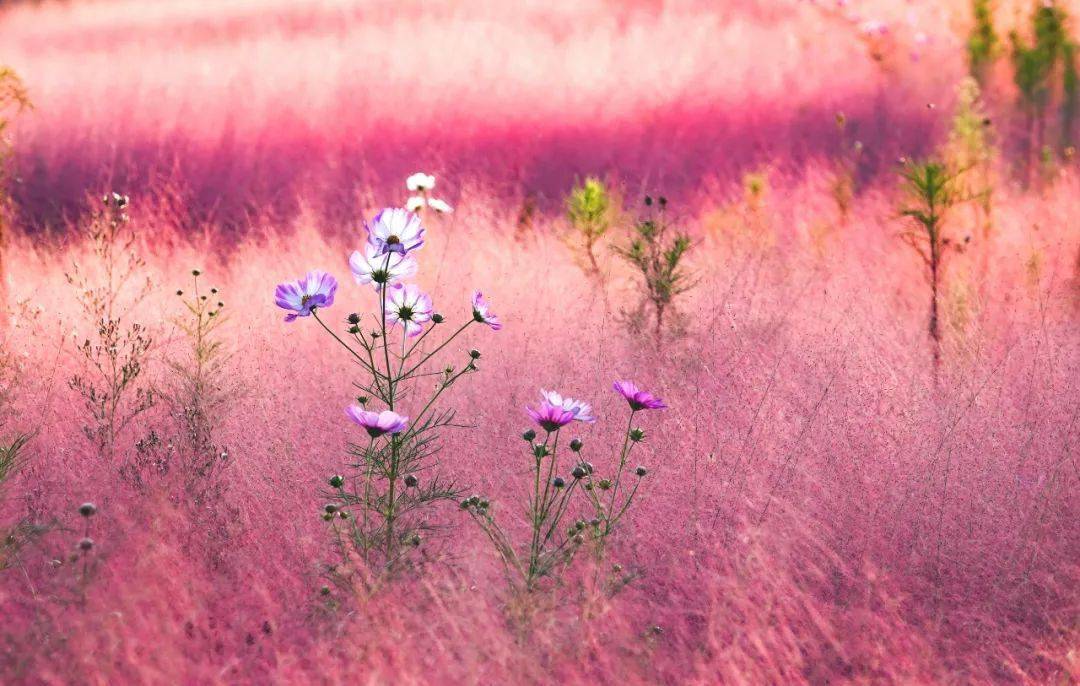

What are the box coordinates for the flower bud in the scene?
[192,269,201,277]
[357,396,369,405]
[348,325,360,335]
[574,520,585,530]
[479,499,489,509]
[613,563,623,573]
[553,477,565,489]
[469,349,481,359]
[533,444,550,458]
[78,502,97,517]
[569,438,583,452]
[460,499,471,509]
[78,537,94,551]
[468,495,481,506]
[347,313,361,324]
[629,428,645,442]
[323,504,338,514]
[410,534,421,547]
[176,289,183,296]
[571,466,586,480]
[320,585,331,596]
[573,534,584,545]
[598,479,612,491]
[329,475,344,488]
[522,429,537,442]
[635,466,647,477]
[589,518,601,527]
[339,511,350,519]
[404,474,418,488]
[322,513,334,521]
[431,313,445,324]
[584,462,594,474]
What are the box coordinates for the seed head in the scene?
[347,313,361,325]
[469,349,481,359]
[569,438,583,452]
[78,537,94,551]
[571,466,586,479]
[78,502,97,517]
[635,466,647,477]
[553,477,566,489]
[404,474,418,488]
[431,313,445,324]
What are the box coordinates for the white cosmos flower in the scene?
[406,195,453,214]
[406,173,436,192]
[539,389,596,423]
[427,198,453,214]
[386,284,434,337]
[349,243,418,291]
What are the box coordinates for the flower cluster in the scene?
[274,176,501,578]
[464,381,667,593]
[405,172,453,214]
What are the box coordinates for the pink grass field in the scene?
[1,0,1079,684]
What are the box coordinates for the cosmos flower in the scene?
[345,406,409,438]
[407,195,454,214]
[525,400,576,433]
[386,284,434,337]
[366,208,425,255]
[274,270,338,322]
[471,291,502,330]
[427,198,453,214]
[540,390,596,423]
[349,243,417,291]
[612,380,667,411]
[406,172,436,192]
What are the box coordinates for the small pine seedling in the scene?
[898,160,967,385]
[566,177,613,274]
[613,196,694,340]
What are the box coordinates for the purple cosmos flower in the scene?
[471,291,502,330]
[612,380,668,411]
[386,284,434,337]
[274,270,338,322]
[540,389,596,423]
[345,406,409,438]
[349,243,417,291]
[366,208,425,255]
[525,400,576,433]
